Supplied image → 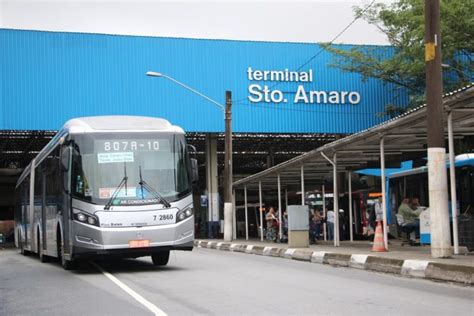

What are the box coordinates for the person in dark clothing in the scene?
[309,210,322,243]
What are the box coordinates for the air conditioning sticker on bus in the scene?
[99,187,137,199]
[97,152,134,164]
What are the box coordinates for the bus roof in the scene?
[16,116,185,187]
[389,154,474,179]
[63,116,184,134]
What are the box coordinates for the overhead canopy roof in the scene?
[233,84,474,190]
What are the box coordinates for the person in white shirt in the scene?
[326,207,335,241]
[374,196,383,222]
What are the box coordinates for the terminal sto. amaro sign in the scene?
[246,67,361,105]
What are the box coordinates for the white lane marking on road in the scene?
[92,262,167,316]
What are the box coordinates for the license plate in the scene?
[128,239,150,248]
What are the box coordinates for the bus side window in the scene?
[60,146,71,193]
[23,176,30,222]
[47,147,63,214]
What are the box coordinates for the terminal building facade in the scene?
[0,28,408,233]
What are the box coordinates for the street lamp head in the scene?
[146,71,163,77]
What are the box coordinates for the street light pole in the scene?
[223,91,233,241]
[146,71,234,241]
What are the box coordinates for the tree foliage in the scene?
[324,0,474,117]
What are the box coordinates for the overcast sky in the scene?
[0,0,394,45]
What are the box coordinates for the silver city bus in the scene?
[14,116,198,269]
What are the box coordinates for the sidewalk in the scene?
[195,239,474,285]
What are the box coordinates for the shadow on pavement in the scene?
[9,249,186,275]
[73,257,186,275]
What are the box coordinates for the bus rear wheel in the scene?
[19,233,30,256]
[37,231,49,263]
[151,251,170,266]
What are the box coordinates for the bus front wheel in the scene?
[57,232,74,270]
[151,251,170,266]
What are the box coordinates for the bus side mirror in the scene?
[60,146,71,172]
[187,145,197,159]
[191,158,199,183]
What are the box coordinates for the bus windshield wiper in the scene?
[104,163,128,210]
[138,165,171,208]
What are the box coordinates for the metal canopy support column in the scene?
[259,181,263,242]
[322,152,339,247]
[244,186,249,241]
[277,173,282,240]
[448,112,459,254]
[380,136,388,250]
[205,134,219,237]
[285,189,288,210]
[300,165,305,205]
[348,170,353,242]
[322,184,327,241]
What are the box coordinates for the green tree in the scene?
[324,0,473,117]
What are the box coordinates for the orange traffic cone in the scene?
[372,221,386,252]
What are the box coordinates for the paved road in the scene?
[0,248,473,315]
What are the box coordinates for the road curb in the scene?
[194,240,473,285]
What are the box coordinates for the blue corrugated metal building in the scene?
[0,29,407,134]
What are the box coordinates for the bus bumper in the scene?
[71,216,194,258]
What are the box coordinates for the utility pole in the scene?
[425,0,452,258]
[223,91,233,241]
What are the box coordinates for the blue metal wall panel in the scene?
[0,29,408,133]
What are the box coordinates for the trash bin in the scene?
[419,209,430,245]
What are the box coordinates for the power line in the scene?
[233,0,377,105]
[294,0,377,72]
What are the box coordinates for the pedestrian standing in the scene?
[373,196,384,243]
[309,211,319,244]
[326,206,335,241]
[282,211,288,242]
[265,207,278,242]
[374,196,383,223]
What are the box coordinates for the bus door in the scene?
[60,145,72,256]
[27,163,36,249]
[41,170,47,253]
[21,176,30,246]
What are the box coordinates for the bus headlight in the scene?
[77,213,87,222]
[87,217,96,225]
[73,210,100,227]
[176,206,193,223]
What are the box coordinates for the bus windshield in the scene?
[70,132,191,206]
